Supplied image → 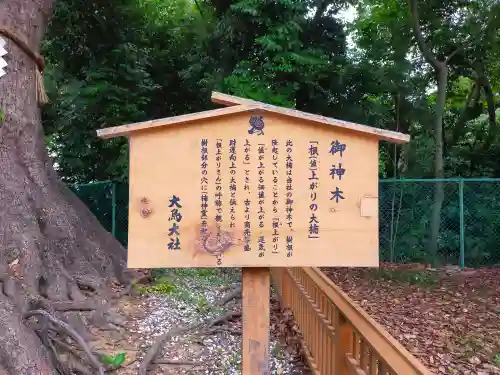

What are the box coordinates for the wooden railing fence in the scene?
[270,267,434,375]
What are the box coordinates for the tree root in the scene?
[206,310,241,328]
[154,359,204,366]
[116,273,152,298]
[139,308,242,374]
[50,300,97,312]
[24,309,105,375]
[216,286,242,306]
[138,325,201,375]
[202,326,242,336]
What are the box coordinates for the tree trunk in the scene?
[428,64,448,265]
[0,1,132,373]
[408,0,452,266]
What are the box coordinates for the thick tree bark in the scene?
[0,1,131,374]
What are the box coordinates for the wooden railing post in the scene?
[336,312,353,375]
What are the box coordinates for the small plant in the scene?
[196,295,211,314]
[175,268,218,278]
[133,276,177,295]
[143,281,176,294]
[272,344,284,360]
[458,333,484,356]
[99,351,126,368]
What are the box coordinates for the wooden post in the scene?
[336,311,354,375]
[242,267,270,375]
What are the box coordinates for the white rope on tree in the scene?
[0,37,7,78]
[0,29,48,104]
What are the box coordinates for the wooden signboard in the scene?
[97,92,410,375]
[97,92,409,269]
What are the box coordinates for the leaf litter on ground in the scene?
[322,264,500,375]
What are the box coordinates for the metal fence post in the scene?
[459,179,465,269]
[111,182,117,237]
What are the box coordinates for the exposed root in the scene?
[206,310,241,328]
[202,326,241,336]
[24,309,106,375]
[0,294,54,375]
[45,334,71,375]
[50,300,97,312]
[154,359,204,366]
[116,273,152,298]
[50,336,82,361]
[138,325,201,375]
[216,286,242,306]
[139,308,243,374]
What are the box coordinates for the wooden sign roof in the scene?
[97,92,410,144]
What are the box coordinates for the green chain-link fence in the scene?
[380,178,500,267]
[71,178,500,268]
[69,181,129,247]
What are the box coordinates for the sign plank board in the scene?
[97,93,410,269]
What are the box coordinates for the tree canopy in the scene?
[40,0,499,185]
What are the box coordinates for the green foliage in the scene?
[134,276,177,295]
[380,179,500,267]
[196,295,211,314]
[45,0,500,265]
[42,0,207,183]
[99,351,126,367]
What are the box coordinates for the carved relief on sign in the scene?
[127,111,379,268]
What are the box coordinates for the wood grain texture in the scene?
[242,268,270,375]
[125,110,380,268]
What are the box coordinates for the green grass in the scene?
[134,268,232,316]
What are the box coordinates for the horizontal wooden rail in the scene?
[270,267,434,375]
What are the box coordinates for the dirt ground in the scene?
[322,264,500,375]
[78,269,311,374]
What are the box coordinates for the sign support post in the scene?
[242,267,270,375]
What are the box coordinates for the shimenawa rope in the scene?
[0,27,49,105]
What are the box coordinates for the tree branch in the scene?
[193,0,205,18]
[313,0,330,22]
[481,76,497,150]
[451,80,478,145]
[408,0,439,69]
[445,48,461,65]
